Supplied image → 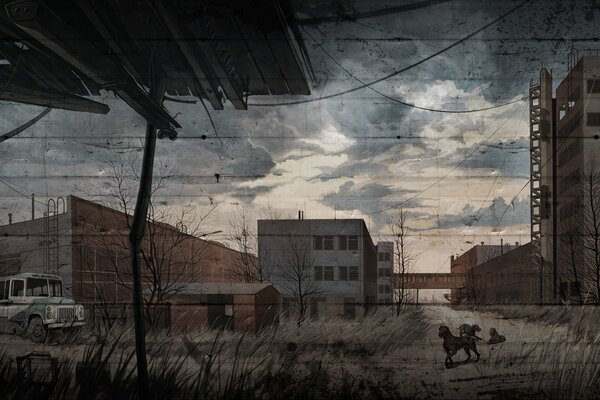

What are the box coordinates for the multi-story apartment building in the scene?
[533,55,600,302]
[376,242,393,304]
[257,218,377,318]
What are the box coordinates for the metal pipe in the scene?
[31,193,35,220]
[128,76,167,400]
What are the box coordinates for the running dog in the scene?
[438,325,480,368]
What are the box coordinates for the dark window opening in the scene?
[26,278,49,296]
[339,236,347,250]
[349,267,359,281]
[314,266,323,281]
[11,280,24,297]
[338,266,348,280]
[323,266,334,281]
[323,236,334,250]
[348,236,359,250]
[587,79,600,94]
[0,281,5,300]
[588,112,600,126]
[313,236,322,250]
[49,280,62,297]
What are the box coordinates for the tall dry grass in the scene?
[473,305,600,399]
[0,307,428,400]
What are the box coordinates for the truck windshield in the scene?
[49,280,62,297]
[26,278,49,297]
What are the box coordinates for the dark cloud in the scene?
[410,196,529,230]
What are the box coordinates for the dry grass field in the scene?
[1,305,599,399]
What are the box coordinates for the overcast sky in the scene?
[0,0,597,291]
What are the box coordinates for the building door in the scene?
[207,294,234,330]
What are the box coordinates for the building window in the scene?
[323,236,334,250]
[339,236,347,250]
[0,281,5,300]
[378,284,385,294]
[349,266,359,281]
[588,79,600,94]
[314,266,323,281]
[314,236,322,250]
[379,268,391,277]
[11,279,24,297]
[587,112,600,126]
[384,285,391,294]
[323,266,334,281]
[338,266,348,280]
[378,252,391,262]
[348,236,359,250]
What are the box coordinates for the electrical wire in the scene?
[302,27,527,113]
[248,0,531,107]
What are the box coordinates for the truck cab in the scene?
[0,273,84,342]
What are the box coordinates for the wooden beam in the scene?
[153,1,223,110]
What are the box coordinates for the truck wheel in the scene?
[27,317,47,343]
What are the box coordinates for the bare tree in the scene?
[582,157,600,304]
[226,205,271,283]
[463,243,502,305]
[389,209,418,316]
[560,217,584,305]
[258,202,294,220]
[278,235,321,326]
[81,158,217,329]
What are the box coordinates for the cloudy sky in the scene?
[0,0,598,290]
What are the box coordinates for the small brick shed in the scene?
[163,282,281,332]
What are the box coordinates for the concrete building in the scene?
[376,242,393,304]
[257,218,377,318]
[0,196,258,330]
[532,55,600,302]
[450,243,538,304]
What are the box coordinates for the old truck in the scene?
[0,273,85,342]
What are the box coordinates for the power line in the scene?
[302,27,527,113]
[248,0,531,107]
[0,175,46,205]
[366,104,522,215]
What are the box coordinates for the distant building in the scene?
[257,218,377,318]
[450,242,504,303]
[376,242,393,304]
[468,243,538,304]
[532,55,600,302]
[0,196,259,330]
[450,242,534,304]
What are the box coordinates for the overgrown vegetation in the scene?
[0,308,427,400]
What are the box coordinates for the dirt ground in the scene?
[0,306,576,399]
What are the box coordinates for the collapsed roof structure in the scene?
[0,0,313,125]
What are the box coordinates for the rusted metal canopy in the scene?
[0,0,312,128]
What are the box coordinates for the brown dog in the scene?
[438,325,480,368]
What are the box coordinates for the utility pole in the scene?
[128,75,167,399]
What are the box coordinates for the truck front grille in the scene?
[57,307,75,322]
